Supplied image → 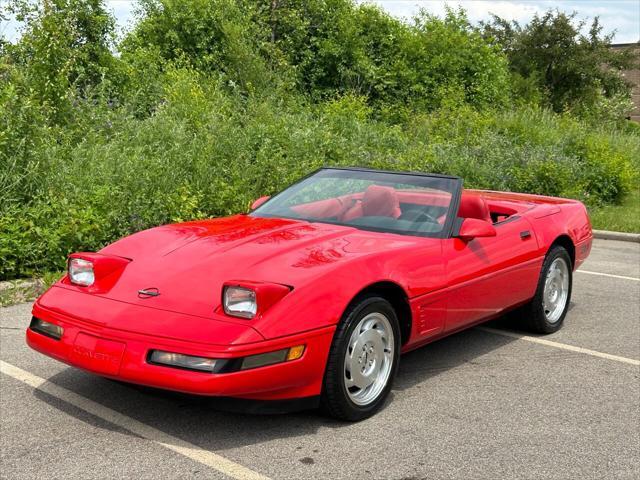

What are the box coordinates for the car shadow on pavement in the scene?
[32,315,535,452]
[393,322,516,393]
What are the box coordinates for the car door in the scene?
[442,216,541,332]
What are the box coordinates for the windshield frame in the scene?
[250,167,463,239]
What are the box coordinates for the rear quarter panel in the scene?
[461,189,593,268]
[517,196,593,269]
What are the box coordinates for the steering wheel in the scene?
[407,209,439,225]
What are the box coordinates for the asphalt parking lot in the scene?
[1,238,639,480]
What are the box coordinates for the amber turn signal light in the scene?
[286,345,305,361]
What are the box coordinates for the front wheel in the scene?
[321,295,400,421]
[520,245,573,334]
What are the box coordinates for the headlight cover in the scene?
[68,258,95,286]
[65,253,130,291]
[223,286,257,318]
[221,281,291,319]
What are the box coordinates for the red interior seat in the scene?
[341,185,401,222]
[458,192,491,222]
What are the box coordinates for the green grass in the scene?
[589,189,640,233]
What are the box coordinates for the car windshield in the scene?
[251,168,460,237]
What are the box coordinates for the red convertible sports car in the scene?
[27,167,592,420]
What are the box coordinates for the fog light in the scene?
[30,317,64,340]
[149,350,217,373]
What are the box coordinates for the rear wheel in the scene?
[521,245,573,334]
[321,295,400,421]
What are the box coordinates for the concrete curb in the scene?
[593,230,640,243]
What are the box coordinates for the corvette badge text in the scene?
[72,345,120,365]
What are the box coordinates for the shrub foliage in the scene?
[0,0,638,280]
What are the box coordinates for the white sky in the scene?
[2,0,639,44]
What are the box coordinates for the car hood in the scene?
[93,215,422,318]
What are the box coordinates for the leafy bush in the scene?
[2,72,637,279]
[1,0,639,280]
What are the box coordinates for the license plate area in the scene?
[70,333,126,375]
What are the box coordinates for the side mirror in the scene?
[250,195,270,210]
[457,218,496,240]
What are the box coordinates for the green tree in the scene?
[1,0,119,207]
[4,0,118,122]
[481,10,637,114]
[245,2,511,112]
[120,0,280,93]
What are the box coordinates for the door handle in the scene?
[520,230,531,239]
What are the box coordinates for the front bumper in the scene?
[27,299,335,401]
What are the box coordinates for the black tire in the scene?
[321,295,401,421]
[520,245,573,334]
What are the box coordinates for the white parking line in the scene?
[478,327,640,366]
[577,270,640,282]
[0,360,270,480]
